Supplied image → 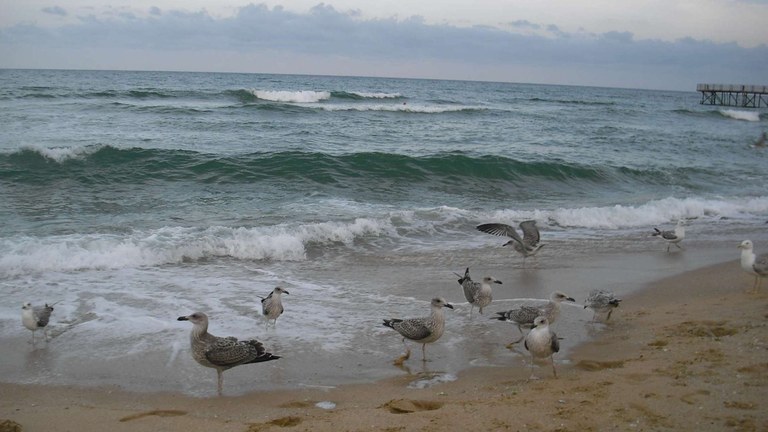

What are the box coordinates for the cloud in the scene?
[1,3,766,90]
[41,6,67,17]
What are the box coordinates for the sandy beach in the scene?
[1,259,766,432]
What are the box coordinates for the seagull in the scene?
[583,289,622,322]
[652,219,685,252]
[259,286,289,327]
[524,316,560,379]
[21,302,55,344]
[476,220,545,264]
[177,312,280,396]
[383,297,454,364]
[493,291,575,344]
[455,267,501,317]
[738,240,768,293]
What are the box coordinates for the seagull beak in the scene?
[177,316,190,321]
[494,280,503,285]
[566,297,576,302]
[284,290,290,295]
[445,303,454,309]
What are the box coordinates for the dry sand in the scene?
[1,260,766,432]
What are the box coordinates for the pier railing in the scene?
[697,84,768,108]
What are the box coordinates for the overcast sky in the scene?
[1,0,767,90]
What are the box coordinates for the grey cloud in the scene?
[42,6,67,17]
[2,3,766,89]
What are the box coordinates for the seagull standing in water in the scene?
[738,240,768,293]
[455,267,501,317]
[584,289,622,322]
[493,291,575,344]
[177,312,280,396]
[652,219,685,252]
[477,220,545,265]
[260,286,289,327]
[383,297,454,365]
[21,302,55,344]
[524,316,560,379]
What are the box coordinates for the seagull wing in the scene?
[477,223,524,246]
[519,220,541,247]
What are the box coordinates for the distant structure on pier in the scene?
[697,84,768,108]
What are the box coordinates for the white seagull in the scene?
[738,240,768,293]
[21,302,55,344]
[652,219,685,252]
[524,316,560,379]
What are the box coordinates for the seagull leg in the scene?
[528,358,539,380]
[421,344,427,362]
[506,326,525,348]
[551,356,558,378]
[216,370,224,396]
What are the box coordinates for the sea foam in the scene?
[251,90,331,103]
[720,109,761,122]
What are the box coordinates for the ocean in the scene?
[1,69,766,395]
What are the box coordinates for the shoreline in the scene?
[2,258,766,431]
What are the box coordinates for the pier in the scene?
[697,84,768,108]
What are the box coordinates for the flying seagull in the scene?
[477,220,545,264]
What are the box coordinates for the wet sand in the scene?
[2,259,766,431]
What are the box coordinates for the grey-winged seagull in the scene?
[477,220,545,264]
[383,297,454,364]
[652,219,685,252]
[21,302,55,344]
[584,289,622,322]
[455,267,501,317]
[524,316,560,379]
[177,312,280,396]
[260,286,289,327]
[493,291,575,344]
[738,240,768,293]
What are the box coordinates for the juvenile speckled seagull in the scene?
[652,219,685,252]
[455,267,501,317]
[21,302,55,344]
[477,220,545,265]
[494,291,575,344]
[584,289,622,322]
[177,312,280,396]
[383,297,454,365]
[260,286,289,327]
[738,240,768,293]
[524,316,560,379]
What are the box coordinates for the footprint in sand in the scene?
[119,410,187,422]
[382,399,444,414]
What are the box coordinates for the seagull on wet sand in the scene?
[260,286,289,327]
[21,302,55,344]
[477,220,545,264]
[652,219,685,252]
[383,297,454,364]
[524,316,560,379]
[494,291,575,344]
[738,240,768,293]
[177,312,280,396]
[455,267,501,317]
[584,289,622,322]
